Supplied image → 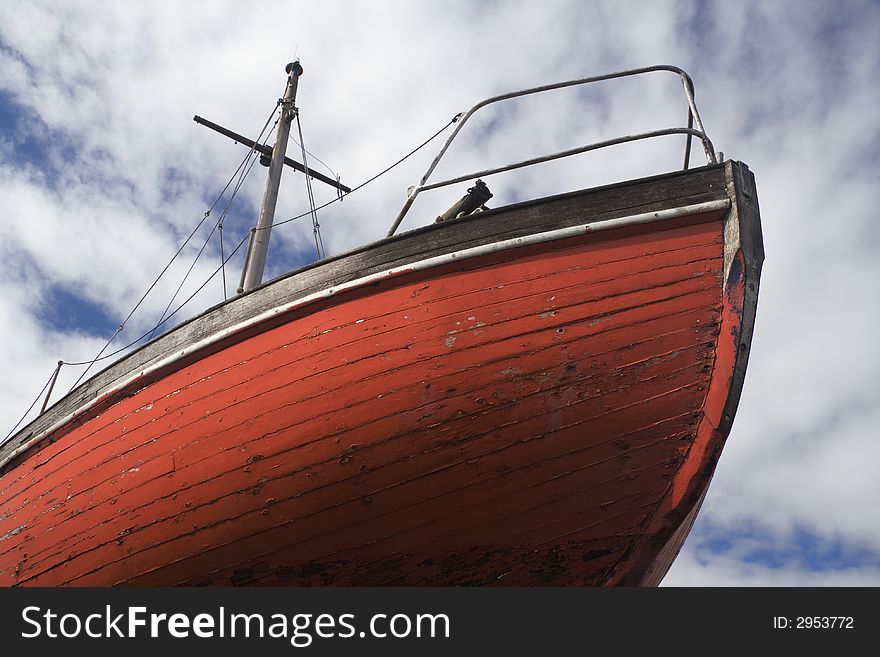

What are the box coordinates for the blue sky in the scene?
[1,0,879,586]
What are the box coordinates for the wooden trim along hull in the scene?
[0,162,763,586]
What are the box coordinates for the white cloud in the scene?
[1,0,878,585]
[664,548,880,586]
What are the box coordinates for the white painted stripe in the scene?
[0,198,729,470]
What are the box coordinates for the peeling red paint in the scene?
[0,215,736,586]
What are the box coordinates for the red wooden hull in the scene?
[0,163,762,586]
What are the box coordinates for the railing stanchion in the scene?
[386,65,718,237]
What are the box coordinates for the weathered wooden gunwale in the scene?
[1,164,730,468]
[0,161,762,586]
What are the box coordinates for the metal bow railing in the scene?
[387,65,718,237]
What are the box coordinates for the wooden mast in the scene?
[241,61,303,292]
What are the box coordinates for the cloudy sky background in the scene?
[1,0,878,586]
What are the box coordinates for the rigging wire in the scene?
[64,103,281,388]
[147,121,272,341]
[146,230,251,339]
[294,108,325,259]
[71,112,458,365]
[64,227,253,371]
[219,222,227,301]
[3,113,461,444]
[2,367,57,445]
[288,132,339,181]
[267,112,462,231]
